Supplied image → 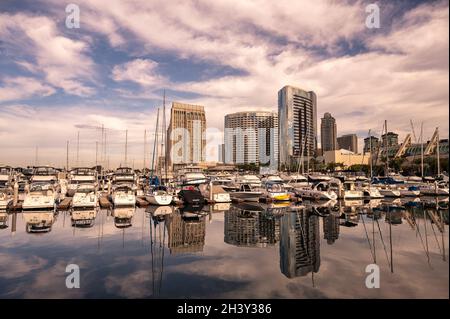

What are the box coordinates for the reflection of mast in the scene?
[11,212,17,236]
[388,207,394,273]
[150,215,166,297]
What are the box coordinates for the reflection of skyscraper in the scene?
[323,214,340,244]
[166,211,206,253]
[279,210,320,278]
[224,205,280,247]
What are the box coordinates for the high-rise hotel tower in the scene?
[166,102,206,169]
[224,111,278,167]
[278,85,317,169]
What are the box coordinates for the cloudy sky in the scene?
[0,0,448,167]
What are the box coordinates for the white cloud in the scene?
[0,77,55,102]
[0,13,96,96]
[112,59,168,87]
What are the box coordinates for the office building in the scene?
[224,111,278,167]
[278,85,317,169]
[323,149,370,168]
[364,136,379,153]
[320,112,337,152]
[381,132,399,148]
[337,134,358,153]
[218,144,225,163]
[166,102,206,168]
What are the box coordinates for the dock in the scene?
[136,197,150,207]
[57,197,72,210]
[99,196,112,209]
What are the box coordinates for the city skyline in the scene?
[0,1,448,167]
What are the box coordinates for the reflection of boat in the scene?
[22,182,57,210]
[23,211,55,233]
[377,186,401,198]
[0,211,8,229]
[146,205,173,216]
[71,209,97,228]
[113,207,134,228]
[0,188,13,210]
[212,202,231,211]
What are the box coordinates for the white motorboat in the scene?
[67,167,97,196]
[30,166,58,184]
[71,183,99,208]
[145,185,173,206]
[22,182,57,210]
[376,186,401,198]
[0,188,13,210]
[261,182,290,201]
[23,211,55,233]
[234,175,262,188]
[295,181,338,201]
[283,174,309,189]
[329,179,364,199]
[361,186,384,199]
[395,185,421,197]
[113,167,136,186]
[111,184,136,207]
[199,184,231,203]
[419,181,449,196]
[0,166,13,188]
[229,183,262,202]
[180,172,208,185]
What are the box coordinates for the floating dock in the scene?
[57,198,72,210]
[99,196,112,209]
[136,197,150,207]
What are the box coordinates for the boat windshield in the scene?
[29,183,52,192]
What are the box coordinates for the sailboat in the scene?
[146,97,173,206]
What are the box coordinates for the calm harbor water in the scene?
[0,199,448,299]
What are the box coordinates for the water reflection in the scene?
[0,198,448,298]
[167,206,206,254]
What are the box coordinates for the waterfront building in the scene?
[224,111,278,167]
[166,102,206,169]
[323,149,370,168]
[278,85,317,169]
[279,209,320,278]
[337,134,358,153]
[320,112,337,152]
[381,132,399,148]
[364,136,379,154]
[218,144,225,163]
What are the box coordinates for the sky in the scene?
[0,0,448,168]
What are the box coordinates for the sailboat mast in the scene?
[163,90,168,183]
[420,122,424,178]
[384,120,388,176]
[436,127,440,176]
[150,109,160,187]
